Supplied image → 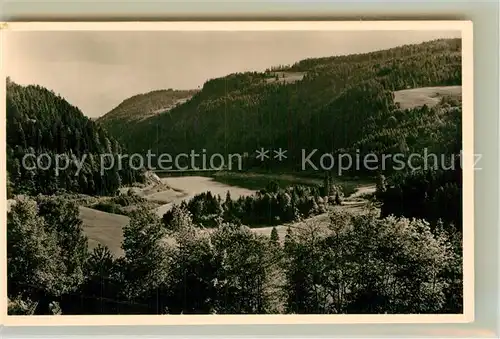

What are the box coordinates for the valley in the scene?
[6,36,464,315]
[79,172,376,257]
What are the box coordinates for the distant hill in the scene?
[98,38,462,174]
[99,89,198,125]
[6,79,145,196]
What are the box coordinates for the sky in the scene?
[4,30,461,118]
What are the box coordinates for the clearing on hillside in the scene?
[265,72,306,84]
[146,97,194,119]
[393,86,462,110]
[79,206,130,257]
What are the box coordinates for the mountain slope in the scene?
[99,89,198,136]
[98,38,462,174]
[6,79,145,196]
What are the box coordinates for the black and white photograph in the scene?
[2,22,472,320]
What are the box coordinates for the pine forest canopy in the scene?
[6,79,145,197]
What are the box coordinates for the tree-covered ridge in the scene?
[6,79,145,196]
[98,88,199,125]
[7,79,114,156]
[98,38,461,173]
[289,38,460,72]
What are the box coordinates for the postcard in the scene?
[0,20,473,326]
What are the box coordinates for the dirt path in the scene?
[339,183,377,214]
[252,184,377,239]
[347,184,376,200]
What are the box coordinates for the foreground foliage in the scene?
[7,196,462,315]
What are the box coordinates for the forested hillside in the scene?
[99,38,462,173]
[6,79,145,196]
[99,89,198,134]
